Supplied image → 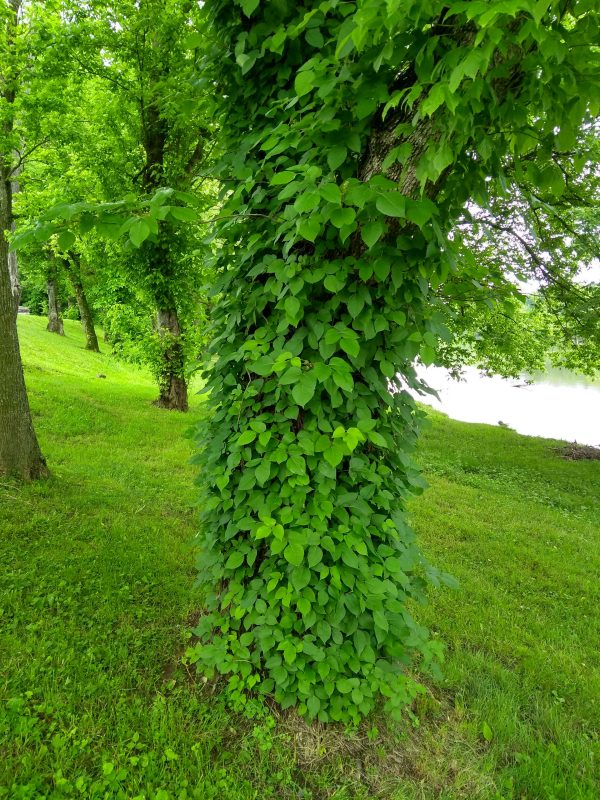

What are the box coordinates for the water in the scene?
[413,366,600,448]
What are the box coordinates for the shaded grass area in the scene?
[1,315,598,799]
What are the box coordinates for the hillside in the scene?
[1,315,598,800]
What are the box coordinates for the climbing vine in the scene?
[188,0,599,723]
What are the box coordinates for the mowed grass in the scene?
[0,314,598,800]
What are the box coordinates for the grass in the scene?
[1,314,598,800]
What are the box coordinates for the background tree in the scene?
[0,0,47,480]
[59,0,214,409]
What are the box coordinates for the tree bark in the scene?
[8,245,19,302]
[64,253,99,351]
[0,182,48,480]
[46,273,64,335]
[8,152,22,302]
[0,0,47,480]
[154,307,188,411]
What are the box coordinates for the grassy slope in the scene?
[1,315,598,800]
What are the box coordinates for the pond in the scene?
[413,366,600,448]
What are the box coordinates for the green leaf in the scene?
[305,28,324,48]
[340,337,360,358]
[320,183,342,204]
[292,373,317,406]
[57,230,76,252]
[375,193,406,218]
[170,206,197,222]
[361,221,385,249]
[255,460,271,486]
[240,0,260,16]
[284,296,301,322]
[295,70,316,97]
[347,294,365,319]
[294,191,321,212]
[307,545,323,568]
[421,84,445,116]
[225,551,245,570]
[406,199,436,227]
[373,609,388,632]
[330,207,355,228]
[129,218,151,247]
[298,217,321,242]
[271,171,296,186]
[284,542,304,566]
[327,146,347,171]
[183,32,204,49]
[307,695,320,717]
[316,620,331,642]
[237,430,257,446]
[482,722,494,742]
[287,455,306,475]
[324,443,344,467]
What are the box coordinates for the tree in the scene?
[45,253,65,334]
[60,0,213,410]
[440,126,600,377]
[187,0,600,724]
[61,251,99,352]
[0,0,47,480]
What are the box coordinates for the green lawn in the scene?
[1,315,598,800]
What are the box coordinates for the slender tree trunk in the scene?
[0,180,48,480]
[155,307,188,411]
[8,245,19,302]
[140,74,189,411]
[8,154,22,303]
[64,254,99,352]
[46,260,64,335]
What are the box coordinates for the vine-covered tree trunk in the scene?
[64,254,99,352]
[46,273,64,335]
[141,98,189,411]
[189,0,598,725]
[0,180,48,480]
[155,307,188,410]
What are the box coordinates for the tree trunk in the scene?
[8,153,22,303]
[155,307,188,411]
[0,181,48,480]
[46,268,64,335]
[64,254,99,352]
[8,245,20,303]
